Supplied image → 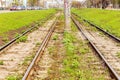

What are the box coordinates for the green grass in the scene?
[60,22,109,80]
[22,54,34,66]
[0,9,56,36]
[63,31,76,55]
[6,74,22,80]
[52,34,59,40]
[36,42,41,46]
[2,37,9,43]
[0,60,4,65]
[72,8,120,38]
[117,52,120,58]
[16,35,27,43]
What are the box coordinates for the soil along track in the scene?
[73,15,120,79]
[0,13,59,80]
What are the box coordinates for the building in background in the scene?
[0,0,8,7]
[44,0,64,8]
[0,0,3,7]
[23,0,27,7]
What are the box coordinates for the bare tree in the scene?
[111,0,120,8]
[86,0,120,8]
[72,1,81,8]
[28,0,39,6]
[85,0,110,9]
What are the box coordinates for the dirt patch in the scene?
[0,37,4,47]
[0,25,30,46]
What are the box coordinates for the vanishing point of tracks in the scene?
[72,14,120,80]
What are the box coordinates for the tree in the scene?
[85,0,110,9]
[28,0,39,6]
[72,1,81,8]
[118,0,120,8]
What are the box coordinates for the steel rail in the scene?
[72,13,120,42]
[71,15,120,80]
[22,16,58,80]
[0,13,55,52]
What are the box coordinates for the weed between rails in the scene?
[61,22,87,79]
[16,35,27,43]
[45,14,65,79]
[52,34,59,40]
[0,60,4,65]
[22,54,35,66]
[47,16,100,79]
[6,74,22,80]
[117,52,120,58]
[62,31,87,79]
[60,22,109,80]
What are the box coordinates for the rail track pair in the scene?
[72,14,120,80]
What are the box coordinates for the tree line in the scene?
[13,0,40,6]
[85,0,120,9]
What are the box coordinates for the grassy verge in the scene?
[0,9,56,36]
[72,8,120,38]
[0,9,57,46]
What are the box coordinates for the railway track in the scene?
[22,16,58,80]
[72,13,120,42]
[0,13,54,52]
[72,15,120,80]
